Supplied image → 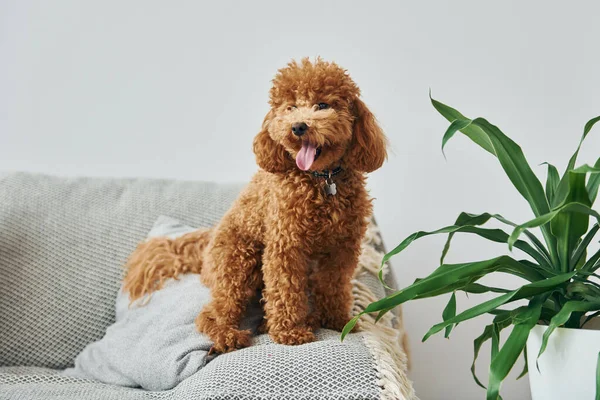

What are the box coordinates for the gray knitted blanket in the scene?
[0,172,416,400]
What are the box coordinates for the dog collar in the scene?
[310,166,343,178]
[311,166,342,196]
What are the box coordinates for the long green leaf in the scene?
[340,314,361,341]
[575,116,600,166]
[380,214,551,285]
[429,256,546,283]
[472,324,493,389]
[440,212,552,271]
[488,304,556,322]
[431,95,495,155]
[551,173,592,271]
[442,119,473,158]
[442,292,457,338]
[408,280,510,306]
[469,118,556,251]
[492,214,552,264]
[412,277,482,300]
[432,97,558,263]
[440,212,553,270]
[519,260,550,276]
[566,281,600,302]
[491,322,500,364]
[565,116,600,174]
[572,164,600,174]
[441,212,492,264]
[371,256,546,313]
[471,312,514,389]
[584,116,600,139]
[487,296,545,400]
[442,225,553,273]
[342,256,547,338]
[542,162,560,206]
[582,249,600,273]
[553,175,571,209]
[422,272,575,341]
[374,281,511,323]
[537,301,600,364]
[596,352,600,400]
[401,276,508,306]
[517,348,528,380]
[588,157,600,205]
[378,227,445,288]
[375,231,427,289]
[380,226,462,285]
[552,115,600,208]
[432,99,550,217]
[571,223,599,269]
[462,283,511,294]
[509,202,600,251]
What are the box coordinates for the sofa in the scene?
[0,172,416,400]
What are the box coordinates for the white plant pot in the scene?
[527,320,600,400]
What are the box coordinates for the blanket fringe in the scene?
[352,220,418,400]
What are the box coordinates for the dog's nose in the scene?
[291,122,308,136]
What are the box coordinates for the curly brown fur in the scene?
[123,229,211,299]
[124,57,387,353]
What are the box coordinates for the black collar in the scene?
[311,166,343,178]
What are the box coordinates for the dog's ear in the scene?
[347,98,388,173]
[253,110,293,173]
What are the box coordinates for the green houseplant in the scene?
[342,97,600,399]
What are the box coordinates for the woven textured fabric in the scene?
[0,171,414,400]
[0,172,242,369]
[0,332,377,400]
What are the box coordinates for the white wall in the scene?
[2,1,600,399]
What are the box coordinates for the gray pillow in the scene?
[63,216,263,390]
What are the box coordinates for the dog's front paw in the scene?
[270,326,315,346]
[196,308,253,353]
[209,328,253,354]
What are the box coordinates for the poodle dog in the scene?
[124,58,387,353]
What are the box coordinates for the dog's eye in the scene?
[317,103,329,110]
[286,105,297,111]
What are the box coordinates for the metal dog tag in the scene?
[325,180,337,196]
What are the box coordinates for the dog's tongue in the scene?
[296,142,317,171]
